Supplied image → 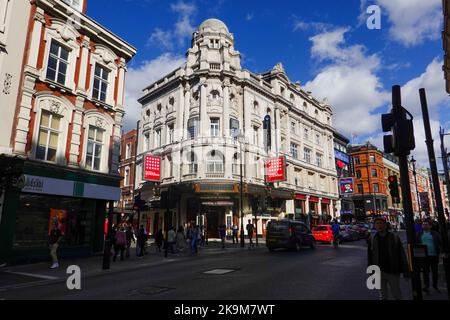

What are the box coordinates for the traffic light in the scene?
[381,86,415,156]
[388,175,400,203]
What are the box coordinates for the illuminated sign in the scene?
[339,178,354,195]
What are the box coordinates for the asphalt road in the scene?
[0,237,391,300]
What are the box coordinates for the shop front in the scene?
[0,160,120,264]
[294,194,307,221]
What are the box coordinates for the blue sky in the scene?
[87,0,449,167]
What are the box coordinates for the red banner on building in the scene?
[144,155,161,181]
[265,156,286,183]
[295,194,307,200]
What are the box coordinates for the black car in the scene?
[266,220,316,252]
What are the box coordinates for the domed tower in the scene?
[186,18,241,75]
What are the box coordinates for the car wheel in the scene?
[295,240,302,252]
[310,239,316,249]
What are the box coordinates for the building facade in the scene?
[348,143,388,218]
[135,19,339,239]
[118,129,137,220]
[333,131,354,221]
[0,0,136,263]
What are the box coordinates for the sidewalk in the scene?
[0,240,263,291]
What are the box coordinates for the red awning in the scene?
[295,194,307,200]
[321,198,331,204]
[309,196,319,203]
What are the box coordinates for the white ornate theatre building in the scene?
[135,19,339,238]
[0,0,136,263]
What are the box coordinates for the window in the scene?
[280,87,285,96]
[187,152,198,174]
[168,157,173,177]
[373,183,379,193]
[291,121,296,134]
[371,169,377,177]
[304,148,311,163]
[316,153,322,167]
[168,124,174,144]
[357,184,363,194]
[210,118,220,136]
[290,143,298,159]
[206,151,224,173]
[188,117,199,139]
[125,143,131,159]
[124,167,130,186]
[155,128,161,148]
[93,64,109,102]
[354,156,360,165]
[356,170,362,178]
[370,155,375,163]
[316,134,320,145]
[36,110,60,162]
[86,126,103,171]
[253,126,259,145]
[62,0,83,11]
[211,90,220,100]
[232,153,239,175]
[46,41,69,85]
[210,39,220,49]
[230,118,239,138]
[304,128,309,140]
[144,132,150,151]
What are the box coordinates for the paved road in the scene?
[0,232,446,300]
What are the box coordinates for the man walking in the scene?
[136,225,147,258]
[165,226,176,258]
[48,222,62,269]
[367,217,409,300]
[219,224,226,249]
[232,224,239,244]
[331,220,340,248]
[125,225,135,259]
[246,220,255,249]
[416,218,442,293]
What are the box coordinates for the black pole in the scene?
[102,201,114,270]
[254,209,258,247]
[420,88,450,300]
[391,85,422,300]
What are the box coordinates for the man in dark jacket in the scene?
[367,217,409,300]
[416,218,442,293]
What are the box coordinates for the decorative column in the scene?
[70,99,84,166]
[285,113,291,154]
[116,57,126,108]
[275,108,281,154]
[182,83,191,141]
[200,80,208,137]
[77,37,91,94]
[222,80,230,138]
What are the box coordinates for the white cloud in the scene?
[304,27,389,138]
[374,0,442,46]
[148,1,197,50]
[123,54,185,131]
[246,13,254,21]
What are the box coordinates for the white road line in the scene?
[3,271,59,280]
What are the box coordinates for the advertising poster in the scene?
[265,157,286,183]
[144,155,162,181]
[339,178,354,195]
[48,209,67,235]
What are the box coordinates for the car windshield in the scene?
[267,221,289,231]
[313,226,328,231]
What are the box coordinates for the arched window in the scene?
[232,153,239,174]
[211,90,220,100]
[290,93,295,103]
[254,101,259,112]
[206,150,224,173]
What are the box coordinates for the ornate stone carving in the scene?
[50,101,61,114]
[3,73,12,95]
[95,117,105,128]
[34,12,46,25]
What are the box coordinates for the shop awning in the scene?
[295,194,307,200]
[309,196,319,203]
[321,198,331,204]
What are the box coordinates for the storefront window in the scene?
[14,194,94,248]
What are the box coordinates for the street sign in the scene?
[143,155,161,181]
[339,178,354,195]
[265,156,286,183]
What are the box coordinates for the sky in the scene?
[86,0,450,168]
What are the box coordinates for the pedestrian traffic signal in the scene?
[388,175,400,202]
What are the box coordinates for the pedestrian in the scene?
[367,217,409,300]
[246,220,254,249]
[232,224,239,244]
[331,219,340,248]
[190,225,199,255]
[113,226,126,262]
[110,224,117,257]
[200,225,206,247]
[136,225,147,258]
[415,219,423,234]
[155,229,163,252]
[219,224,226,249]
[165,226,176,258]
[416,218,442,294]
[125,225,135,258]
[48,222,62,269]
[176,226,187,253]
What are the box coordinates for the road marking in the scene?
[3,271,59,280]
[203,269,235,275]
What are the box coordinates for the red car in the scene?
[312,225,334,244]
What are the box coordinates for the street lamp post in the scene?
[236,133,246,248]
[410,156,421,214]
